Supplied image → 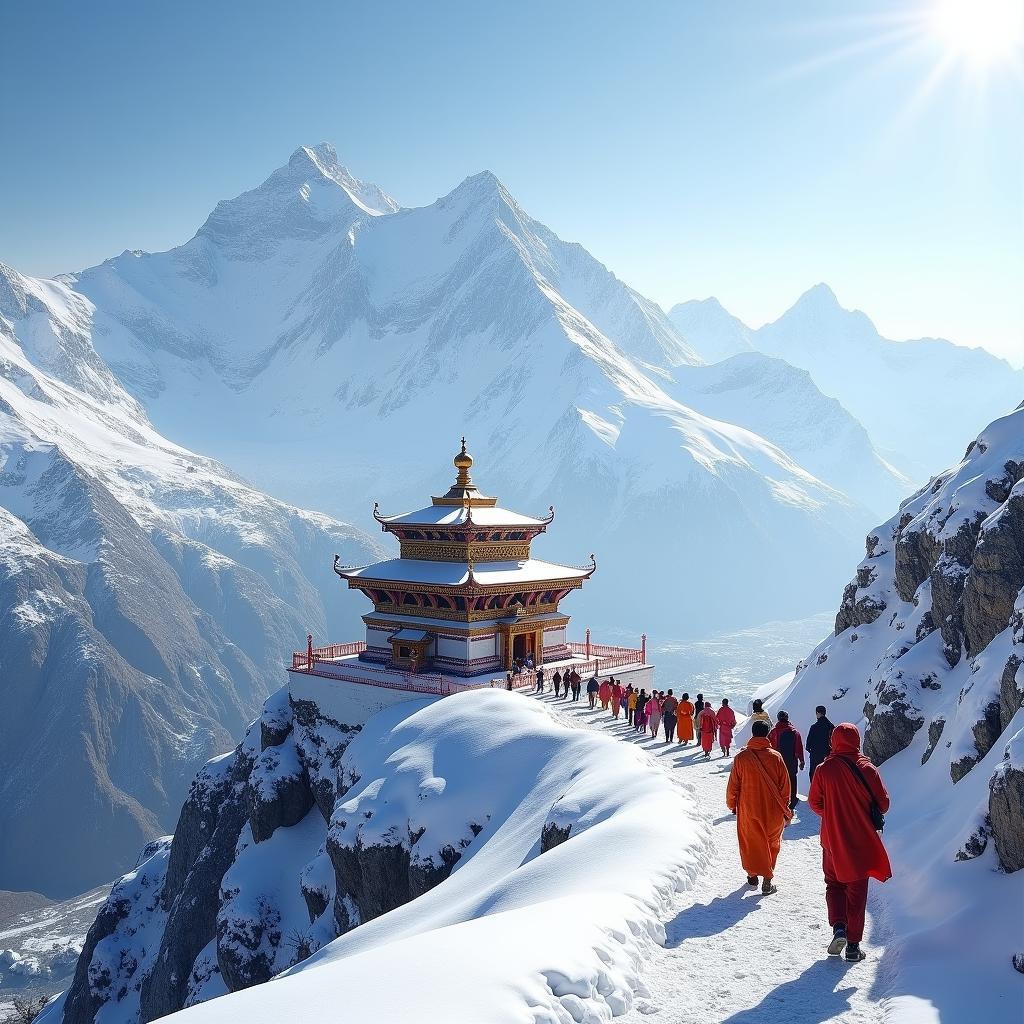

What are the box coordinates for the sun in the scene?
[927,0,1024,68]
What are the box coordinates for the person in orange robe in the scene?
[598,679,611,710]
[716,698,738,756]
[726,720,793,894]
[698,703,718,758]
[676,693,695,744]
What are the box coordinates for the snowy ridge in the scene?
[42,690,709,1024]
[745,403,1024,1022]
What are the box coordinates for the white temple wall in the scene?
[543,625,567,648]
[467,634,498,658]
[365,626,392,649]
[436,636,470,660]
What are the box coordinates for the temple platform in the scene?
[287,640,654,727]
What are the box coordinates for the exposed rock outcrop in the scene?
[541,821,573,852]
[62,839,172,1024]
[248,738,314,844]
[999,655,1024,733]
[863,685,924,765]
[920,717,945,765]
[140,740,255,1022]
[964,490,1024,656]
[989,741,1024,873]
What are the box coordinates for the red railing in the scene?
[291,641,366,670]
[567,642,644,668]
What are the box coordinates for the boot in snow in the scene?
[761,878,777,895]
[827,924,847,956]
[746,875,758,887]
[845,942,866,962]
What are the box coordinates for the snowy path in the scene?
[534,692,891,1024]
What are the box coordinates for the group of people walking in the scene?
[526,670,892,963]
[587,681,740,757]
[727,704,891,962]
[527,665,583,700]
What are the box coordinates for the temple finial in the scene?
[453,436,473,489]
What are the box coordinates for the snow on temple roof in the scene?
[376,504,550,528]
[341,557,593,587]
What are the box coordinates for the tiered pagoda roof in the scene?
[334,439,595,622]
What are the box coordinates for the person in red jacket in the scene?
[808,722,891,963]
[768,711,804,810]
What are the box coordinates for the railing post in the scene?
[641,633,647,664]
[306,634,314,672]
[585,628,591,659]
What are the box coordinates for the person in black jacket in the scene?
[806,705,835,782]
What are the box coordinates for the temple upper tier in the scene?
[333,439,595,674]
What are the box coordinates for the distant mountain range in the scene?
[1,142,1018,895]
[56,145,909,632]
[670,285,1022,479]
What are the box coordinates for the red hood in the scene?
[830,722,862,755]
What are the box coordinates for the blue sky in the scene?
[1,0,1021,362]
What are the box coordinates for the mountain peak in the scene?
[289,142,341,173]
[442,169,517,211]
[281,143,399,216]
[792,282,841,312]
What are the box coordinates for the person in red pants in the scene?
[808,722,891,962]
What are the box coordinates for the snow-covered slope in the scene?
[749,403,1024,1020]
[15,144,882,634]
[752,284,1020,477]
[0,262,385,898]
[43,689,707,1024]
[670,352,911,516]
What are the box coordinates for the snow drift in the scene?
[748,402,1024,1022]
[44,689,708,1024]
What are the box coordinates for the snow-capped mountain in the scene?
[33,144,887,636]
[0,262,385,898]
[672,284,1023,479]
[667,297,754,363]
[754,403,1024,1017]
[42,690,705,1024]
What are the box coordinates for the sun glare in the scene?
[928,0,1024,68]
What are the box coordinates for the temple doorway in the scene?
[512,632,534,662]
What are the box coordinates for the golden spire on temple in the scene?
[431,436,497,507]
[453,436,473,489]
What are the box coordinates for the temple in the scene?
[287,440,652,722]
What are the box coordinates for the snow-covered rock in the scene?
[46,688,707,1024]
[747,403,1024,1017]
[0,261,386,898]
